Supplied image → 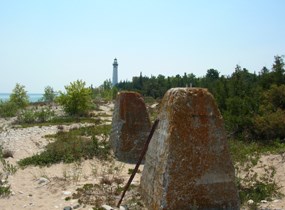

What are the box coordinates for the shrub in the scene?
[0,100,19,117]
[252,85,285,141]
[9,83,29,109]
[253,109,285,140]
[57,80,93,116]
[17,109,37,124]
[0,146,16,197]
[17,107,55,124]
[0,183,11,198]
[35,107,55,123]
[42,86,56,103]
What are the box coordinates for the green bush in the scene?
[17,107,55,124]
[253,109,285,140]
[42,86,56,103]
[0,184,11,198]
[0,146,15,197]
[9,83,29,109]
[0,100,19,117]
[35,107,55,123]
[238,178,280,204]
[252,85,285,140]
[17,109,36,124]
[57,80,93,116]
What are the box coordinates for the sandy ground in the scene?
[1,102,285,210]
[0,103,143,210]
[249,154,285,209]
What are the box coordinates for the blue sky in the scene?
[0,0,284,93]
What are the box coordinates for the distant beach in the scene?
[0,93,43,103]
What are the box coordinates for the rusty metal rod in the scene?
[117,119,159,208]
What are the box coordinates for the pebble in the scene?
[247,199,254,205]
[38,177,50,185]
[73,204,80,209]
[101,204,126,210]
[63,191,72,195]
[101,205,115,210]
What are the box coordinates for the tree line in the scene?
[114,55,285,142]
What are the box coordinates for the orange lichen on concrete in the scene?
[110,91,151,163]
[140,88,239,210]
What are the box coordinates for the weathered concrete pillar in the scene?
[110,91,151,163]
[140,88,239,210]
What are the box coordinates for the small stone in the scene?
[63,191,72,195]
[273,199,280,203]
[101,205,114,210]
[73,204,80,209]
[63,206,72,210]
[260,200,267,203]
[150,103,158,108]
[38,177,49,185]
[247,199,254,205]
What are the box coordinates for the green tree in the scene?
[42,86,56,103]
[9,83,29,108]
[272,55,285,85]
[206,69,220,80]
[112,86,118,100]
[253,85,285,140]
[258,66,272,89]
[57,80,93,116]
[265,84,285,110]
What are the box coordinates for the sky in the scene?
[0,0,284,93]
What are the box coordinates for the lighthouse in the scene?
[112,58,118,86]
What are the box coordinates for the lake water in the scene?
[0,93,44,103]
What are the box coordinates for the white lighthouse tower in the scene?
[112,58,118,86]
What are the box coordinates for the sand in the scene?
[0,103,143,210]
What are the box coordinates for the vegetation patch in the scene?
[19,116,101,128]
[229,139,285,165]
[57,80,93,116]
[16,107,55,124]
[236,162,283,208]
[72,177,142,209]
[229,139,285,206]
[0,146,17,197]
[18,125,111,167]
[0,182,11,198]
